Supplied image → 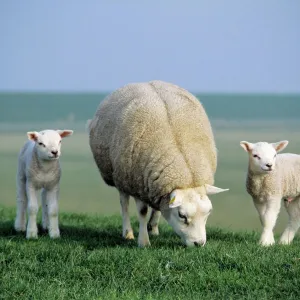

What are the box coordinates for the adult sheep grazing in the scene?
[15,129,73,239]
[240,140,300,246]
[88,80,228,247]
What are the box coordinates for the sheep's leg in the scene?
[120,192,134,240]
[256,197,281,246]
[279,197,300,245]
[253,200,267,226]
[147,209,161,236]
[134,198,150,247]
[46,187,60,239]
[41,188,48,231]
[14,178,27,232]
[26,183,39,239]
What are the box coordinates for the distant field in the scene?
[1,120,300,235]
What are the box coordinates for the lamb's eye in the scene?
[59,140,62,144]
[253,154,260,160]
[178,211,188,224]
[38,142,45,147]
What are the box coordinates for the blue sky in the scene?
[0,0,299,93]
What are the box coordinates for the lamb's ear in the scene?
[169,190,183,208]
[240,141,254,152]
[272,140,288,153]
[27,131,39,141]
[205,184,229,195]
[57,130,73,138]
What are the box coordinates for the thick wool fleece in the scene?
[89,80,217,208]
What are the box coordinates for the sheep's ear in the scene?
[57,130,73,138]
[169,190,182,208]
[240,141,253,152]
[272,140,288,153]
[205,184,229,195]
[27,131,39,141]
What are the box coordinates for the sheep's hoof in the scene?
[148,225,159,236]
[138,236,151,247]
[123,230,135,240]
[259,239,275,247]
[26,230,38,239]
[14,224,26,232]
[49,230,60,239]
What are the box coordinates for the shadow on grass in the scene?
[0,216,260,250]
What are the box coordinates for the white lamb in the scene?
[240,140,300,246]
[14,129,73,239]
[88,80,229,247]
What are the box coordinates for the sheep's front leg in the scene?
[279,197,300,245]
[46,186,60,239]
[147,209,161,236]
[26,183,39,239]
[256,197,281,246]
[41,188,48,231]
[14,178,27,232]
[134,198,150,247]
[120,192,134,240]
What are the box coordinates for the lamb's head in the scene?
[240,140,288,173]
[161,185,229,247]
[27,129,73,160]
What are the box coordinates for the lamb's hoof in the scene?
[123,230,135,240]
[259,239,275,247]
[138,237,151,248]
[49,230,60,239]
[148,225,159,236]
[26,230,38,239]
[14,224,26,232]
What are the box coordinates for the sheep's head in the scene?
[161,185,229,247]
[27,129,73,161]
[240,140,288,174]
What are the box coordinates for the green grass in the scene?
[1,206,300,300]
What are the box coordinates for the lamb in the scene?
[240,140,300,246]
[14,129,73,239]
[88,80,229,247]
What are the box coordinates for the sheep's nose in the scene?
[194,241,205,246]
[266,163,272,168]
[51,150,58,156]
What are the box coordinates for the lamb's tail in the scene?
[85,119,92,132]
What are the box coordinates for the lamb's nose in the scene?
[51,150,58,156]
[266,163,272,168]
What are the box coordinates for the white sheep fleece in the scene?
[240,140,300,246]
[14,129,73,239]
[88,80,229,247]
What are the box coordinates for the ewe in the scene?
[88,80,228,247]
[240,140,300,246]
[15,129,73,239]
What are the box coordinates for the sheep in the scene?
[240,140,300,246]
[88,80,229,247]
[14,129,73,239]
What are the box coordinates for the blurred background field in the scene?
[1,93,300,234]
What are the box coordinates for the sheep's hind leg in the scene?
[135,198,150,247]
[279,197,300,245]
[14,179,27,232]
[41,188,49,231]
[147,209,161,236]
[120,192,134,240]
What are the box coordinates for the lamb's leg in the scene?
[134,198,150,247]
[41,188,48,231]
[46,186,60,239]
[14,178,27,232]
[255,197,281,246]
[120,192,134,240]
[147,209,161,236]
[26,183,39,239]
[279,197,300,245]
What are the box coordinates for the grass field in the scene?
[1,120,300,299]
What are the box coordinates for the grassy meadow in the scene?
[1,92,300,299]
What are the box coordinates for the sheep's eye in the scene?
[274,154,277,158]
[253,154,260,160]
[38,142,45,147]
[178,211,188,224]
[59,140,62,144]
